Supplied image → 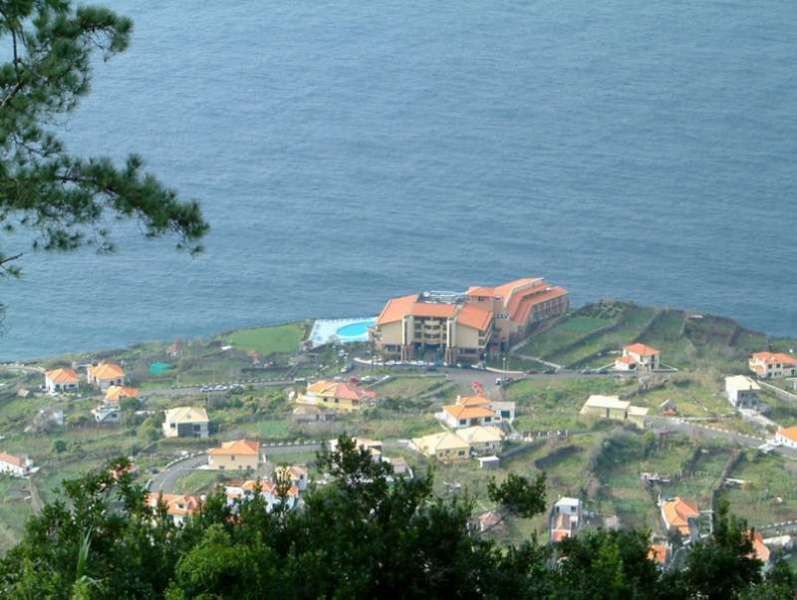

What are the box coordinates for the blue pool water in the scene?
[3,1,797,359]
[336,320,376,340]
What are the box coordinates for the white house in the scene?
[615,343,661,372]
[725,375,761,409]
[775,426,797,449]
[550,497,582,542]
[435,395,515,429]
[44,368,79,394]
[749,352,797,379]
[147,493,201,526]
[86,362,125,390]
[224,479,300,513]
[0,452,34,477]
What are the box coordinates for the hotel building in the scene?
[370,277,568,363]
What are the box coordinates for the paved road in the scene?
[148,454,208,492]
[148,443,324,494]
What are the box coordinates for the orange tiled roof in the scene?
[307,380,377,402]
[443,404,496,420]
[241,479,299,497]
[777,426,797,444]
[104,386,140,403]
[89,362,125,381]
[749,530,771,563]
[662,497,699,535]
[376,294,421,325]
[209,439,260,456]
[649,544,668,564]
[751,352,797,366]
[456,395,492,407]
[45,367,79,384]
[456,304,493,331]
[615,355,637,365]
[624,343,660,357]
[510,286,568,325]
[0,452,26,468]
[147,493,201,517]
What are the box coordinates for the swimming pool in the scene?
[307,317,377,347]
[336,319,376,339]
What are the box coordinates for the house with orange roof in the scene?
[86,362,125,390]
[615,343,661,372]
[208,438,261,471]
[661,497,699,538]
[224,479,300,512]
[774,425,797,449]
[295,379,378,412]
[749,351,797,379]
[147,493,202,526]
[275,464,309,491]
[648,544,670,567]
[748,530,771,567]
[370,277,568,362]
[436,394,516,429]
[44,367,79,394]
[0,452,34,477]
[104,385,140,405]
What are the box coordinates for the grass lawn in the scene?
[629,372,731,417]
[226,323,305,356]
[506,377,634,432]
[549,307,659,368]
[717,451,797,527]
[172,470,228,495]
[372,376,449,399]
[517,315,616,359]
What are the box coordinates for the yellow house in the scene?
[295,380,378,412]
[455,425,504,455]
[411,432,470,463]
[162,406,210,438]
[579,395,648,428]
[208,439,260,471]
[104,385,140,405]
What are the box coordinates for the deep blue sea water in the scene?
[3,1,797,360]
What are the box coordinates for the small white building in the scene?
[92,404,120,424]
[580,395,648,428]
[0,452,34,477]
[44,368,79,394]
[725,375,761,409]
[550,497,582,542]
[774,426,797,449]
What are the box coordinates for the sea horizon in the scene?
[4,0,796,360]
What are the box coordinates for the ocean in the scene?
[3,1,796,360]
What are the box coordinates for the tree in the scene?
[0,0,208,282]
[0,441,793,599]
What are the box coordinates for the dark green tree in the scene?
[0,0,208,282]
